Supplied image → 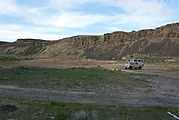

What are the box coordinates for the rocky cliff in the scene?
[0,22,179,60]
[0,41,9,46]
[100,22,179,58]
[0,39,56,57]
[59,35,103,47]
[104,22,179,44]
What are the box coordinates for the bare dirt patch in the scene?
[15,59,124,70]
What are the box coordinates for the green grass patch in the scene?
[162,68,179,72]
[131,55,179,64]
[0,97,178,120]
[0,55,32,62]
[0,66,149,91]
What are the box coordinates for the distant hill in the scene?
[0,22,179,60]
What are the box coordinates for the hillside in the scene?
[0,22,179,60]
[0,39,56,57]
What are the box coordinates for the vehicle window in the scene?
[128,62,134,65]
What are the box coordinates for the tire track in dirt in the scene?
[0,74,179,107]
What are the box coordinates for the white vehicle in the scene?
[125,59,144,70]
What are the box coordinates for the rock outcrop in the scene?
[0,41,9,46]
[104,22,179,45]
[59,35,102,47]
[0,39,56,56]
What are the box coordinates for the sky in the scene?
[0,0,179,42]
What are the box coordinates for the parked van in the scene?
[125,59,144,70]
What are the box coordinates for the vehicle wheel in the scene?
[139,66,142,69]
[129,66,132,70]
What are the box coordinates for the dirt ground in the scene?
[0,59,179,107]
[17,59,123,69]
[0,75,178,107]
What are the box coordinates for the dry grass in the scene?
[15,59,124,70]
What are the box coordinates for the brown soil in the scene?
[16,59,123,69]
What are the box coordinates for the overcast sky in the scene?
[0,0,179,42]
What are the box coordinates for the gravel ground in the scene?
[0,75,178,107]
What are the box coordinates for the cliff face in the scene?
[59,35,103,47]
[0,22,179,60]
[96,22,179,59]
[0,41,9,46]
[104,22,179,45]
[16,39,52,44]
[0,39,56,56]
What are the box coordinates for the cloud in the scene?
[47,12,108,28]
[0,24,23,30]
[25,9,109,28]
[48,0,175,29]
[27,7,50,16]
[0,0,21,15]
[106,26,123,32]
[0,24,65,33]
[0,0,178,42]
[10,0,175,29]
[0,30,67,42]
[0,24,68,42]
[95,0,175,30]
[112,0,174,17]
[49,0,98,9]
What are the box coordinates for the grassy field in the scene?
[0,66,178,119]
[130,55,179,64]
[0,55,33,67]
[0,55,32,62]
[0,97,178,120]
[162,68,179,72]
[0,66,149,91]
